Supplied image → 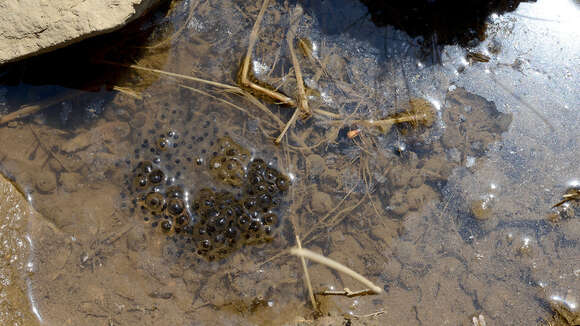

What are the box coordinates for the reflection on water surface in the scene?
[0,0,579,325]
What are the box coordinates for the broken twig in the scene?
[317,287,375,298]
[289,247,382,294]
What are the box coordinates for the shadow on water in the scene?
[0,0,176,128]
[359,0,529,46]
[300,0,530,58]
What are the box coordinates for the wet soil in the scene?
[0,175,40,326]
[0,0,579,325]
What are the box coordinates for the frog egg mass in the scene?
[127,133,290,261]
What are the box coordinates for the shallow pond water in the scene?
[0,0,579,325]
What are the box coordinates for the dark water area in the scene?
[301,0,531,62]
[0,0,579,325]
[0,1,173,89]
[359,0,528,45]
[0,0,176,128]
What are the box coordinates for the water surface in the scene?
[0,0,579,325]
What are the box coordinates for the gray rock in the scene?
[0,0,164,65]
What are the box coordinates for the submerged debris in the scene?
[548,187,580,222]
[466,51,491,63]
[355,97,436,134]
[472,314,487,326]
[546,298,580,326]
[552,188,580,209]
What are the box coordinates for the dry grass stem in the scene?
[286,6,311,118]
[303,195,365,244]
[297,38,330,79]
[145,0,200,49]
[112,85,143,100]
[552,188,580,208]
[178,84,275,128]
[296,236,317,310]
[102,61,241,91]
[317,288,376,298]
[0,91,79,125]
[240,0,269,86]
[257,251,287,267]
[222,88,286,127]
[342,102,436,132]
[246,79,296,106]
[237,0,295,106]
[351,310,386,319]
[103,61,288,128]
[472,314,487,326]
[313,108,342,119]
[289,247,382,294]
[297,38,314,63]
[275,107,301,144]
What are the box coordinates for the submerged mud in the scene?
[0,0,578,325]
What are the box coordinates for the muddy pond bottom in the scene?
[0,0,579,325]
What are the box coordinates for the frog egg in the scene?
[264,167,279,183]
[470,195,495,220]
[133,173,148,191]
[167,198,185,216]
[248,218,263,233]
[516,236,534,257]
[276,175,290,191]
[225,148,238,156]
[199,239,212,251]
[149,169,165,185]
[209,156,245,187]
[174,214,188,227]
[263,225,273,236]
[136,160,154,174]
[237,214,251,232]
[257,193,274,211]
[214,233,226,245]
[261,213,278,226]
[156,135,171,151]
[160,220,173,233]
[250,158,267,171]
[267,183,278,194]
[165,185,184,198]
[225,226,237,239]
[209,156,223,170]
[208,215,228,233]
[145,192,166,213]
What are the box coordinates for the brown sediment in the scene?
[0,0,575,325]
